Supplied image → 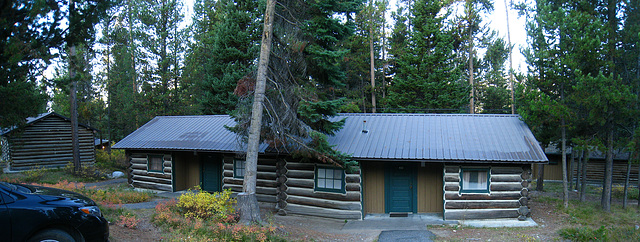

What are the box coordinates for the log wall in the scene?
[5,115,96,171]
[443,165,531,221]
[278,161,362,220]
[222,156,278,207]
[534,156,639,184]
[128,152,173,192]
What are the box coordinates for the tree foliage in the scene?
[383,0,469,113]
[0,1,65,128]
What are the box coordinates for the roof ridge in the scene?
[337,113,520,117]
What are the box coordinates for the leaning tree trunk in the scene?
[239,0,275,224]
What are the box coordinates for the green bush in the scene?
[153,199,284,242]
[95,148,127,171]
[22,166,46,182]
[177,188,236,222]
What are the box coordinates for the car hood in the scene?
[24,185,96,206]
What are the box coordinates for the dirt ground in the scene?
[108,189,577,242]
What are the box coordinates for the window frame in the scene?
[147,154,164,173]
[233,159,246,178]
[314,166,346,194]
[459,167,491,194]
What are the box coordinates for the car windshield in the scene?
[0,182,34,193]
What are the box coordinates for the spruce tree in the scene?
[384,0,468,113]
[185,0,261,115]
[0,1,64,128]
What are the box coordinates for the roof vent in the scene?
[362,120,368,133]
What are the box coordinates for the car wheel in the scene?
[28,229,75,242]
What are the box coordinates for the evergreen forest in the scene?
[1,0,640,212]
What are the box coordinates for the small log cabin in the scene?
[113,114,547,221]
[1,112,98,171]
[534,147,638,185]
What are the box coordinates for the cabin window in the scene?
[315,166,345,193]
[234,159,245,178]
[147,155,164,173]
[460,168,490,193]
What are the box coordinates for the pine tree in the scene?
[384,0,468,113]
[230,0,363,172]
[343,0,388,113]
[477,34,511,113]
[0,1,65,128]
[185,0,261,115]
[137,0,187,120]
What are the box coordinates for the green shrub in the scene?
[95,148,127,171]
[153,199,284,242]
[22,166,46,182]
[177,188,236,221]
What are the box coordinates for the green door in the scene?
[201,154,222,192]
[385,164,417,213]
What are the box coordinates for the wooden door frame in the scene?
[200,153,222,192]
[384,162,418,213]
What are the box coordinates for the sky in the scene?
[487,0,529,72]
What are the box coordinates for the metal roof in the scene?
[1,112,98,136]
[328,113,547,163]
[113,113,547,163]
[112,115,268,153]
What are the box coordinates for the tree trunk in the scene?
[575,150,584,191]
[369,3,376,113]
[467,1,474,114]
[601,128,614,212]
[68,15,81,173]
[623,152,632,209]
[503,0,515,114]
[561,120,568,208]
[238,193,260,224]
[580,148,589,202]
[239,0,275,224]
[536,163,545,191]
[569,149,575,190]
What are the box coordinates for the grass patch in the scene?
[1,165,110,184]
[563,200,640,227]
[536,182,640,241]
[559,226,640,242]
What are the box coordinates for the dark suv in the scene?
[0,182,109,242]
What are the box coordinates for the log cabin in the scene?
[113,113,547,221]
[1,112,98,171]
[534,147,638,185]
